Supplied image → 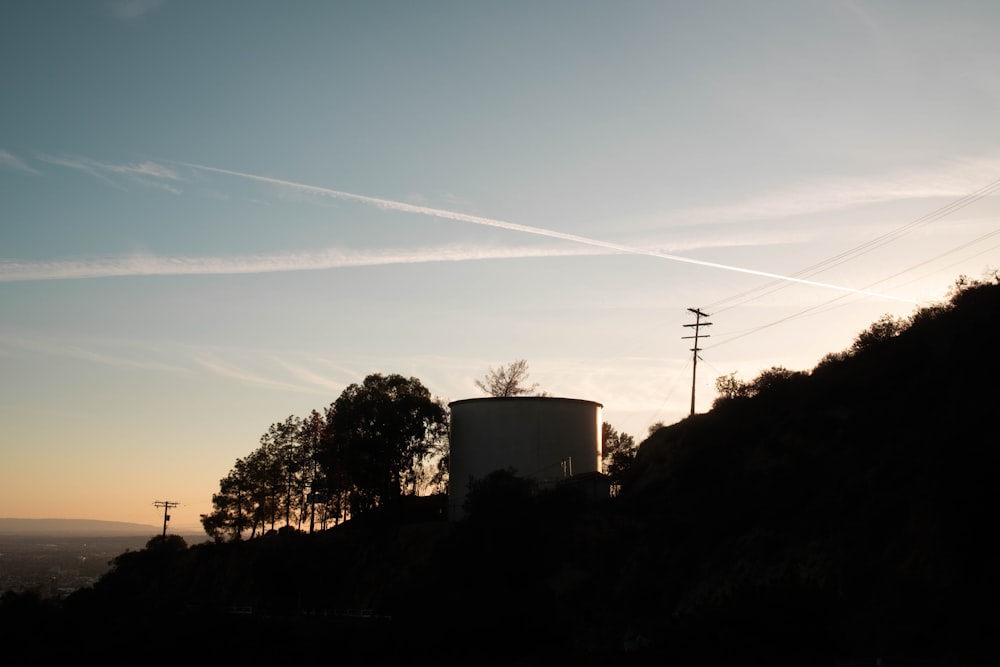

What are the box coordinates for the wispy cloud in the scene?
[0,334,191,374]
[279,362,347,393]
[0,149,40,175]
[0,331,337,394]
[175,161,915,303]
[66,346,192,374]
[195,356,316,393]
[3,150,922,303]
[37,154,182,193]
[677,156,1000,224]
[0,244,608,282]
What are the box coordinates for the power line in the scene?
[153,500,179,537]
[708,223,1000,351]
[644,357,692,430]
[704,175,1000,315]
[682,308,712,416]
[700,170,1000,354]
[631,176,998,429]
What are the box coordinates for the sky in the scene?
[2,1,1000,531]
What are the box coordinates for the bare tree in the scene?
[474,359,542,397]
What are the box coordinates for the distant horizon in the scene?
[0,517,205,536]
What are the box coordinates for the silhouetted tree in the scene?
[851,313,907,354]
[299,408,328,531]
[946,270,999,298]
[260,415,305,529]
[202,455,255,540]
[714,372,752,406]
[204,410,337,540]
[474,359,541,397]
[317,402,351,528]
[199,509,230,542]
[244,438,281,534]
[410,404,449,496]
[748,366,802,395]
[814,349,851,369]
[428,442,450,496]
[318,373,447,517]
[602,422,637,482]
[145,534,188,551]
[711,367,803,406]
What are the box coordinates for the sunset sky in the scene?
[3,1,999,531]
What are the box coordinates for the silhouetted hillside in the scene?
[7,277,999,666]
[618,276,1000,664]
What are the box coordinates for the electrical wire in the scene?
[708,223,1000,351]
[703,175,1000,315]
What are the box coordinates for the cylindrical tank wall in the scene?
[448,397,603,519]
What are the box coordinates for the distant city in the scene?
[0,519,206,596]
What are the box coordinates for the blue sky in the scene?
[3,1,999,529]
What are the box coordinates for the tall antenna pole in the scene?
[153,500,179,537]
[682,308,712,416]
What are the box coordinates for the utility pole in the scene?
[682,308,712,416]
[153,500,179,537]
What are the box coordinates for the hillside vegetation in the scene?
[617,275,1000,663]
[5,275,999,666]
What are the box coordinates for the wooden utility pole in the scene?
[153,500,179,537]
[682,308,712,416]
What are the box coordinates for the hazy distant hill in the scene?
[0,518,162,536]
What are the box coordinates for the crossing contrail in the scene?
[177,161,917,304]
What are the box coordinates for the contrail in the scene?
[177,161,917,304]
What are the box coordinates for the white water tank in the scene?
[448,396,603,519]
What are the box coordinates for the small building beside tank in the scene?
[448,396,603,520]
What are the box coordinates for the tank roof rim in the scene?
[448,396,603,408]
